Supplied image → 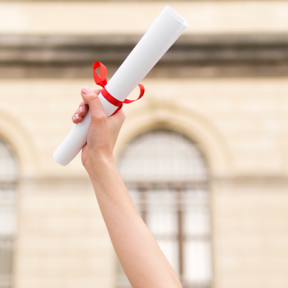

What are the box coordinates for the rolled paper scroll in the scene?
[53,5,188,166]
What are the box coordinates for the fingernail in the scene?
[72,116,75,121]
[79,107,83,112]
[75,114,79,119]
[82,87,90,94]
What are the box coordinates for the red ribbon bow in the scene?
[93,61,145,115]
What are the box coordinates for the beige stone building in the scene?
[0,1,288,288]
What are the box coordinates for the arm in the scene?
[72,87,182,288]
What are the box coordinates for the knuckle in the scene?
[82,92,98,102]
[92,112,106,123]
[97,114,107,122]
[90,93,99,101]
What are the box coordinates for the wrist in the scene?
[84,151,116,176]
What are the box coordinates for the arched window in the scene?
[0,139,18,288]
[116,130,212,288]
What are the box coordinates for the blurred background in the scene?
[0,1,288,288]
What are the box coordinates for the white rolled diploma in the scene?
[53,5,188,166]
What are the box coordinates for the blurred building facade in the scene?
[0,1,288,288]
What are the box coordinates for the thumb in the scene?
[81,87,106,120]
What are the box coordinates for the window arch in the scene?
[0,138,18,288]
[116,130,212,288]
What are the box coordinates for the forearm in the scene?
[87,156,182,288]
[72,89,182,287]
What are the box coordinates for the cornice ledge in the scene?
[1,34,288,65]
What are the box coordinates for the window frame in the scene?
[0,139,18,288]
[116,130,212,288]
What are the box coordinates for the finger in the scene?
[74,116,84,123]
[73,107,80,117]
[78,102,88,117]
[72,113,84,124]
[72,107,83,121]
[72,113,77,123]
[80,87,101,100]
[81,87,106,121]
[72,101,88,121]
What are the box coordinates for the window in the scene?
[0,139,18,288]
[116,130,212,288]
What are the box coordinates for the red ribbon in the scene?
[93,61,145,115]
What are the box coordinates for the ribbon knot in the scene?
[93,61,145,115]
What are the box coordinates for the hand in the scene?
[72,87,125,172]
